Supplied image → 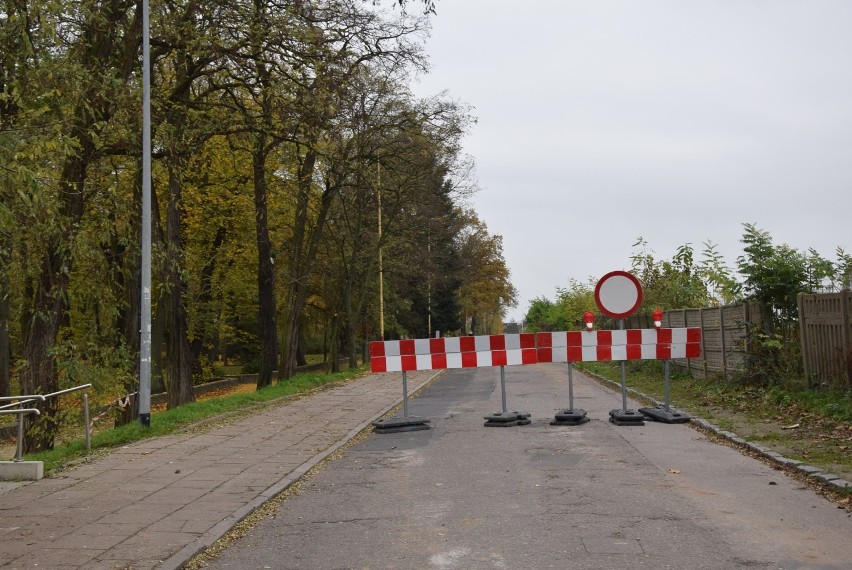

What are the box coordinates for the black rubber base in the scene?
[484,411,531,427]
[372,416,431,434]
[609,409,646,426]
[639,406,691,424]
[550,408,590,426]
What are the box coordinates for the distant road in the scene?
[204,364,851,570]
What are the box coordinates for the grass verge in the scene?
[578,360,852,485]
[20,366,369,475]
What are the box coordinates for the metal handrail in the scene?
[0,409,41,416]
[0,384,92,411]
[45,384,93,398]
[0,394,46,412]
[0,394,46,401]
[2,384,93,462]
[1,408,41,462]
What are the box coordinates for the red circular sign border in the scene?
[594,270,644,319]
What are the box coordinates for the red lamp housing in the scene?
[583,311,595,331]
[652,308,664,329]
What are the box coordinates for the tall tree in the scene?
[214,0,305,388]
[737,223,811,325]
[455,212,517,335]
[9,0,141,451]
[152,0,237,407]
[276,1,426,378]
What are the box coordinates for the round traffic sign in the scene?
[594,271,643,319]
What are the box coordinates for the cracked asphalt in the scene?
[202,363,852,570]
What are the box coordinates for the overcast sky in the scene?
[409,0,852,322]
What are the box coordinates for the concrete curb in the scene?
[582,369,852,493]
[158,369,445,570]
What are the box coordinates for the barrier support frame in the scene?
[639,360,691,424]
[608,319,645,426]
[372,371,431,434]
[484,366,531,427]
[551,363,589,426]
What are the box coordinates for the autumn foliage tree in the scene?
[1,0,518,451]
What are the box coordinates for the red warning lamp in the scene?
[652,308,664,329]
[583,311,595,331]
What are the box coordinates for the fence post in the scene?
[684,309,692,376]
[842,292,851,389]
[744,302,751,355]
[797,294,811,387]
[719,307,728,379]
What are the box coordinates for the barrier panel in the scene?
[369,333,538,373]
[370,329,700,372]
[536,329,702,363]
[369,328,702,429]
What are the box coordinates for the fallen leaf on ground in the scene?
[668,469,681,474]
[782,423,800,430]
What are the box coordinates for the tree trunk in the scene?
[115,239,140,427]
[190,226,226,376]
[151,294,167,395]
[344,278,358,370]
[0,240,9,398]
[328,311,341,373]
[297,329,308,367]
[18,0,141,452]
[113,162,142,427]
[21,146,89,451]
[280,148,317,380]
[20,318,59,451]
[164,159,195,409]
[20,247,66,452]
[253,147,278,388]
[280,149,343,380]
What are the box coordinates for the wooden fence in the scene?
[798,292,852,389]
[625,303,760,379]
[624,295,852,388]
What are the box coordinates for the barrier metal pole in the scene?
[664,360,671,412]
[551,362,588,425]
[568,363,575,411]
[619,319,628,411]
[500,365,507,412]
[402,371,409,418]
[372,369,429,433]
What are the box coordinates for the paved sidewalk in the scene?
[0,370,441,570]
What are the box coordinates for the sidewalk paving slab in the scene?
[0,370,440,570]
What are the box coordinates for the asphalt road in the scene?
[203,363,851,570]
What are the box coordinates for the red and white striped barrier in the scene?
[369,328,701,373]
[370,334,537,373]
[536,328,701,363]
